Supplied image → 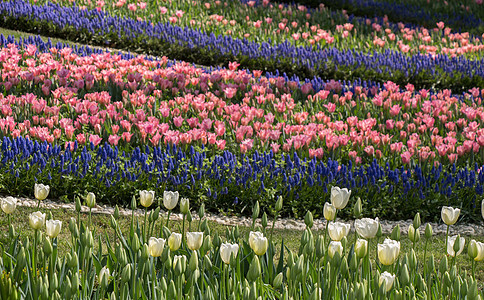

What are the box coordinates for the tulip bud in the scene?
[110,215,117,230]
[262,212,268,228]
[390,224,400,241]
[167,280,177,299]
[75,196,81,213]
[247,256,261,281]
[234,226,240,240]
[273,272,283,289]
[141,243,149,261]
[187,210,193,223]
[422,223,432,239]
[439,256,448,274]
[252,201,260,220]
[71,272,79,294]
[453,234,461,254]
[180,198,190,215]
[131,233,140,252]
[408,225,417,243]
[353,197,362,218]
[201,235,212,254]
[112,205,120,220]
[413,213,421,229]
[189,251,199,272]
[152,206,160,222]
[131,195,137,210]
[349,252,358,271]
[9,224,16,238]
[355,239,368,258]
[86,192,96,208]
[316,235,325,258]
[376,223,382,238]
[43,237,53,255]
[275,196,283,211]
[427,254,435,273]
[69,252,79,269]
[198,203,205,219]
[304,211,313,228]
[121,264,132,283]
[468,240,479,260]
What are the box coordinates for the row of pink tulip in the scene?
[3,43,484,166]
[26,0,484,59]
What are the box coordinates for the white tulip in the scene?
[249,231,268,256]
[447,235,465,257]
[140,190,155,208]
[328,241,343,258]
[355,218,379,239]
[328,222,351,241]
[377,238,400,265]
[355,238,368,258]
[1,197,16,214]
[441,206,460,225]
[474,241,484,262]
[379,271,395,293]
[220,242,239,264]
[180,198,190,215]
[45,219,62,238]
[323,202,336,221]
[34,183,50,201]
[99,266,110,284]
[86,192,96,208]
[186,232,204,251]
[168,232,182,251]
[173,255,186,270]
[331,186,351,209]
[481,200,484,221]
[29,211,46,230]
[148,237,165,257]
[163,191,179,210]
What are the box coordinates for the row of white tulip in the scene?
[0,184,482,299]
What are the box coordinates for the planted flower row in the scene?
[2,0,484,91]
[0,185,483,299]
[19,0,484,59]
[3,43,484,169]
[2,134,484,221]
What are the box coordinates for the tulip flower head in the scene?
[469,240,484,261]
[163,191,179,210]
[180,198,190,215]
[140,190,155,208]
[377,238,400,265]
[148,237,166,257]
[328,222,351,241]
[355,238,368,258]
[1,197,16,214]
[220,242,239,264]
[86,192,96,208]
[186,232,204,251]
[46,219,62,238]
[355,218,379,239]
[249,231,268,256]
[328,241,343,258]
[447,235,465,257]
[323,202,336,221]
[99,266,110,284]
[379,272,395,293]
[331,186,351,209]
[441,206,460,225]
[34,183,50,201]
[168,232,182,251]
[29,211,46,230]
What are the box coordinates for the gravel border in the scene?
[7,196,484,236]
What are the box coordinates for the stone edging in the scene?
[7,196,484,236]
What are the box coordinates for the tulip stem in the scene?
[182,214,186,245]
[445,225,450,255]
[33,229,38,277]
[472,259,476,279]
[166,210,172,229]
[89,207,92,230]
[144,207,148,242]
[37,199,40,209]
[423,237,429,268]
[270,212,278,242]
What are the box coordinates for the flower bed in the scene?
[1,41,484,220]
[2,0,484,91]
